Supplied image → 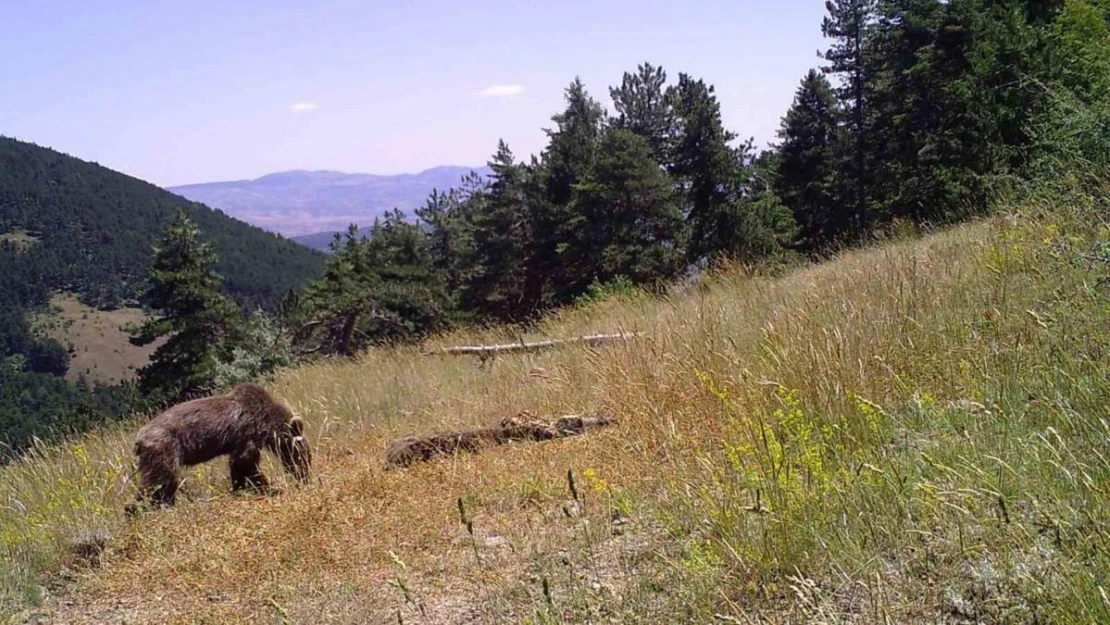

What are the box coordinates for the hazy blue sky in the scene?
[1,0,829,187]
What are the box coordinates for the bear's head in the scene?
[276,414,312,484]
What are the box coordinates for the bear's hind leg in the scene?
[229,441,271,494]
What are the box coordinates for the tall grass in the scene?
[0,425,136,610]
[676,196,1110,622]
[2,177,1109,622]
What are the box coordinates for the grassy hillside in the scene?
[1,182,1108,623]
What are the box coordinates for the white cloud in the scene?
[477,84,525,98]
[749,86,767,96]
[289,102,318,113]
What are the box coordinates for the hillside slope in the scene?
[2,190,1109,623]
[168,166,491,245]
[0,136,325,311]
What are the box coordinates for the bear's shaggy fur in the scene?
[129,383,311,511]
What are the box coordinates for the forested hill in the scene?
[0,136,325,311]
[0,135,326,456]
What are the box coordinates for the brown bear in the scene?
[128,383,312,511]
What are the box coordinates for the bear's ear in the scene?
[288,415,306,438]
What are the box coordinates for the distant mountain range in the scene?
[168,166,492,250]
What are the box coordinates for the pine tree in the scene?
[297,211,451,356]
[1035,0,1110,168]
[822,0,877,233]
[362,209,451,341]
[867,0,1015,223]
[129,209,240,403]
[668,73,743,263]
[730,189,798,261]
[609,63,676,165]
[716,148,798,261]
[464,141,533,321]
[1050,0,1109,101]
[415,183,479,303]
[534,79,607,303]
[867,0,944,221]
[295,225,377,357]
[543,78,606,207]
[574,127,686,287]
[776,69,843,247]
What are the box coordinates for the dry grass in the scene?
[0,228,39,253]
[31,294,162,384]
[3,188,1110,623]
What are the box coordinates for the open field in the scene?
[31,294,160,385]
[2,184,1109,623]
[0,228,40,253]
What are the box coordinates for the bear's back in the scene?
[145,396,248,463]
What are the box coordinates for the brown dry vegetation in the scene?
[32,294,162,384]
[2,185,1109,624]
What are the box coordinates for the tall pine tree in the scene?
[129,209,240,403]
[464,141,534,321]
[361,210,452,342]
[574,127,687,287]
[415,178,482,313]
[776,69,843,247]
[295,226,378,357]
[534,79,607,303]
[668,73,743,263]
[822,0,877,234]
[297,211,451,356]
[609,63,676,166]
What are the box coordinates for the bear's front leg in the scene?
[229,441,272,494]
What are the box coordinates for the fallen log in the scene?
[385,412,617,468]
[423,332,642,358]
